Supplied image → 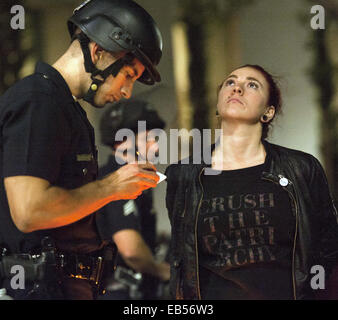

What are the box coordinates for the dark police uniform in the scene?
[0,62,104,299]
[96,155,159,299]
[97,156,142,243]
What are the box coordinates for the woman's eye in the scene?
[248,82,258,89]
[224,79,235,86]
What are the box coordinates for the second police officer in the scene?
[97,99,170,299]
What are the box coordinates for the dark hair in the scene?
[217,64,282,140]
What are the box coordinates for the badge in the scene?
[77,154,93,161]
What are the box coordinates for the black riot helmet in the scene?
[68,0,163,105]
[100,99,165,148]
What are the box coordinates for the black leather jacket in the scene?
[165,141,338,300]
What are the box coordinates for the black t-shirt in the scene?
[0,62,103,254]
[198,153,295,299]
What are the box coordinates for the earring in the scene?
[262,115,268,122]
[216,110,219,116]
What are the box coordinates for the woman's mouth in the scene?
[227,98,243,105]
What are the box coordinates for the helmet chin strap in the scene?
[76,32,134,106]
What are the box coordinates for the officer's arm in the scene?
[113,229,170,282]
[4,163,159,233]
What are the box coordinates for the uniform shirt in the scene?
[0,62,103,254]
[96,155,159,299]
[198,152,295,299]
[96,155,157,250]
[96,155,142,244]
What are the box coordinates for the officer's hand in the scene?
[107,162,159,200]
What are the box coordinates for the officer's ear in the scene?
[89,42,104,65]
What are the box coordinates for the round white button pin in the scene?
[279,177,289,186]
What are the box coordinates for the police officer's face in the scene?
[94,56,145,107]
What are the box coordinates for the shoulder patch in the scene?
[123,200,138,216]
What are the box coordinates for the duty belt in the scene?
[0,238,116,292]
[61,252,104,286]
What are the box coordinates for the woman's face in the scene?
[217,67,274,124]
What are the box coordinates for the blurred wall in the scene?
[20,0,322,236]
[238,0,320,160]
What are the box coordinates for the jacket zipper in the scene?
[176,187,188,298]
[194,167,205,300]
[261,174,298,300]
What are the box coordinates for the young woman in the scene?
[165,65,338,300]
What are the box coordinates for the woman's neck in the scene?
[212,122,266,170]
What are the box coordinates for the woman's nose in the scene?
[232,85,243,95]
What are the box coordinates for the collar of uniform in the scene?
[35,61,74,102]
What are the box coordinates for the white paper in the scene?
[156,171,167,184]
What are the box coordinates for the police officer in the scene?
[97,99,170,300]
[0,0,162,300]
